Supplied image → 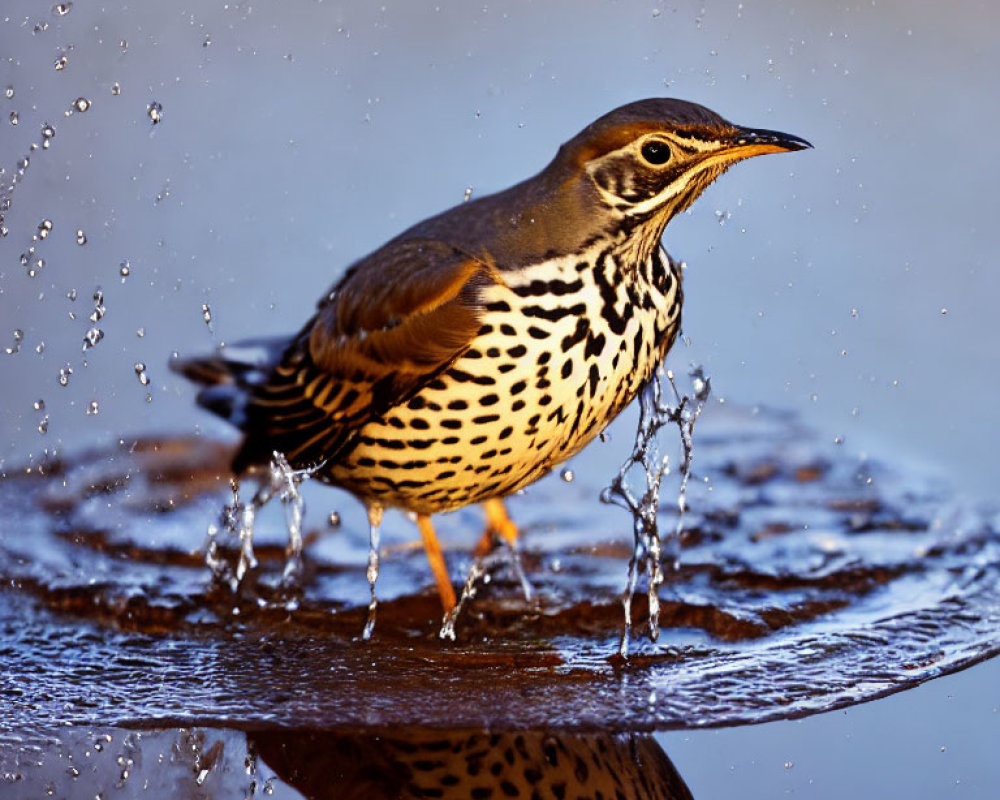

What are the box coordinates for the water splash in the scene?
[601,365,711,657]
[205,452,318,605]
[363,502,384,640]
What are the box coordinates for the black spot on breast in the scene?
[521,302,585,322]
[511,399,525,411]
[409,418,430,430]
[470,435,488,445]
[500,324,517,336]
[440,419,462,430]
[561,359,573,378]
[479,393,499,406]
[485,299,512,312]
[448,399,468,410]
[486,347,501,357]
[527,325,550,340]
[560,317,589,353]
[510,380,527,395]
[506,344,527,358]
[585,331,606,358]
[473,413,500,424]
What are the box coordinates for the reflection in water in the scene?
[251,728,694,800]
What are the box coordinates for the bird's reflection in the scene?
[251,727,693,800]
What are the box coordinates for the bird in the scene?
[173,98,810,631]
[249,727,694,800]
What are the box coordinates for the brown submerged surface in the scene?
[0,405,998,736]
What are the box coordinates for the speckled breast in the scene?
[328,244,682,513]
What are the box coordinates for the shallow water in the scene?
[1,406,997,734]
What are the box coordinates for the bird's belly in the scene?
[327,275,679,514]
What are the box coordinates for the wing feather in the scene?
[234,238,493,472]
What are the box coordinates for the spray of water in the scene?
[204,451,319,608]
[601,365,711,657]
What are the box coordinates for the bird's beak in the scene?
[726,126,814,157]
[694,126,811,174]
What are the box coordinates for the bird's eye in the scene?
[640,140,671,166]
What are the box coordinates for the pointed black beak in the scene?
[732,126,813,152]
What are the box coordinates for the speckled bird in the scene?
[175,98,810,616]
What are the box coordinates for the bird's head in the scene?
[553,98,811,243]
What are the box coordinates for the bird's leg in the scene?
[478,498,533,602]
[362,502,384,641]
[416,514,457,613]
[475,497,519,555]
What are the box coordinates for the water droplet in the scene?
[5,329,24,355]
[82,327,104,350]
[37,219,53,240]
[35,341,45,354]
[90,288,106,322]
[850,307,859,318]
[203,34,212,47]
[136,327,145,338]
[939,308,948,315]
[134,362,150,386]
[110,82,121,96]
[86,400,99,416]
[147,101,163,125]
[120,39,128,52]
[76,229,86,245]
[37,415,50,434]
[783,761,794,770]
[8,111,18,126]
[66,288,77,301]
[560,468,575,483]
[652,8,662,17]
[41,123,56,148]
[58,364,73,386]
[463,186,474,202]
[119,260,130,280]
[327,511,342,528]
[54,54,68,71]
[4,86,13,99]
[72,96,90,113]
[833,435,844,445]
[53,3,73,16]
[201,303,213,325]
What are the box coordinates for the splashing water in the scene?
[203,452,319,610]
[363,502,384,640]
[601,365,711,657]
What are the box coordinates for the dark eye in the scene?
[640,140,671,165]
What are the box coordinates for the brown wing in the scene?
[234,238,493,472]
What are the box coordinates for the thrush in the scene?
[174,98,809,629]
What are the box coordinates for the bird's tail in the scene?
[170,337,291,431]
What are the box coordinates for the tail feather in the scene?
[170,337,292,431]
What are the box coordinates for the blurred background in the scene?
[1,1,997,797]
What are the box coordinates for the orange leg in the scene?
[416,513,457,613]
[475,497,520,556]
